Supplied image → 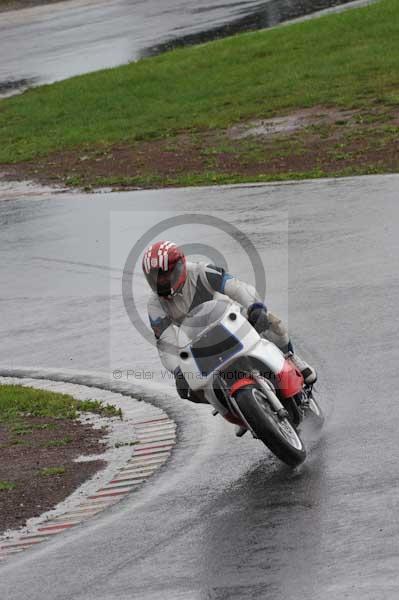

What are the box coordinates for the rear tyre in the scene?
[235,385,306,467]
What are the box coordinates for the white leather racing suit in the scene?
[148,262,290,374]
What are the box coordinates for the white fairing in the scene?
[177,299,285,398]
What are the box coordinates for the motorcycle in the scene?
[177,298,323,467]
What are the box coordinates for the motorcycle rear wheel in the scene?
[235,385,306,467]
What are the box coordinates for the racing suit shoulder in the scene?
[222,275,260,311]
[197,262,233,294]
[198,262,261,311]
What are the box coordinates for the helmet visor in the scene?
[147,259,185,297]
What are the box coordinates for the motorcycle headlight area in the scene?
[191,323,243,376]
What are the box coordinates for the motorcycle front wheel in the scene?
[235,385,306,467]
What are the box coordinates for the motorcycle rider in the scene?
[143,241,316,403]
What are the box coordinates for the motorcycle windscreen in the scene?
[191,323,243,376]
[180,299,230,344]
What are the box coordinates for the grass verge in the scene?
[0,481,16,491]
[39,466,66,477]
[0,384,119,533]
[1,0,398,188]
[0,385,122,422]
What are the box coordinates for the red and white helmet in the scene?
[142,241,187,297]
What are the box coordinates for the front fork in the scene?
[250,371,289,421]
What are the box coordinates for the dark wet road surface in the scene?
[0,175,398,598]
[0,0,360,96]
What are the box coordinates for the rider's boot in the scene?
[263,317,317,385]
[290,353,317,385]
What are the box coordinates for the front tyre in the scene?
[235,385,306,467]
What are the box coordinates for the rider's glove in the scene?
[174,366,190,399]
[247,302,269,334]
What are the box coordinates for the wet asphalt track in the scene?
[1,175,399,598]
[0,0,358,96]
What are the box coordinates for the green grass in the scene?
[8,438,29,446]
[77,399,122,419]
[0,385,122,423]
[89,165,388,190]
[11,423,34,435]
[41,437,73,448]
[0,0,398,164]
[0,481,16,491]
[39,466,65,477]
